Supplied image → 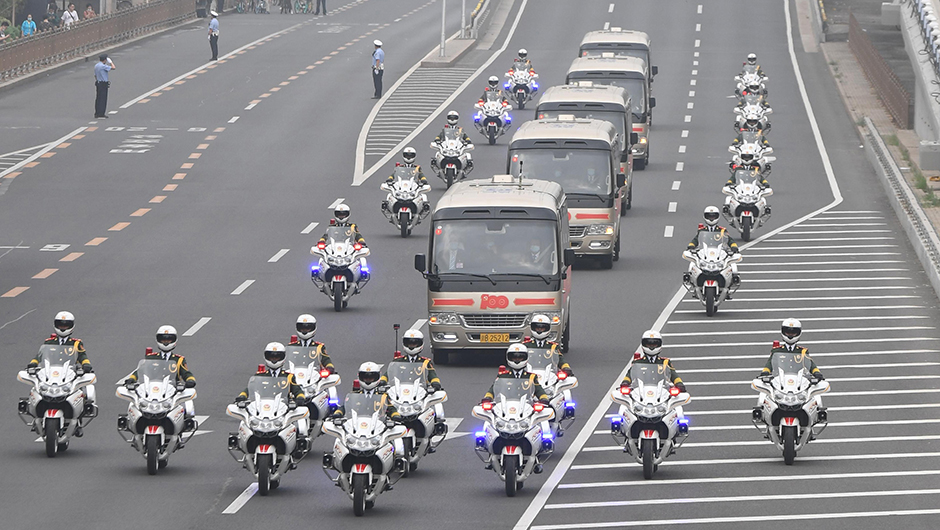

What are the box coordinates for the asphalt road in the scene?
[1,0,938,528]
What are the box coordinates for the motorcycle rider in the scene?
[620,330,686,392]
[288,314,335,374]
[386,147,429,187]
[29,311,96,435]
[483,343,551,473]
[480,75,508,102]
[511,48,533,72]
[522,314,572,376]
[686,206,742,297]
[380,329,447,446]
[432,110,474,172]
[235,342,306,402]
[125,325,197,430]
[317,203,370,286]
[742,53,765,77]
[757,318,827,421]
[331,361,401,421]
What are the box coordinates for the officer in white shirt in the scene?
[208,11,220,61]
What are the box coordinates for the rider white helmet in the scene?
[518,48,528,59]
[740,143,759,161]
[264,342,287,371]
[402,329,424,356]
[488,75,499,88]
[506,343,529,371]
[703,206,721,228]
[402,147,417,165]
[640,329,663,359]
[747,53,757,65]
[530,314,552,341]
[446,110,460,126]
[781,318,802,346]
[296,314,317,341]
[156,325,178,353]
[333,203,351,224]
[53,311,75,338]
[358,361,383,391]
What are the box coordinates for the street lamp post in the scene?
[439,0,445,57]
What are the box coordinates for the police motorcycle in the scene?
[751,349,830,465]
[226,375,310,496]
[722,169,773,242]
[285,342,342,441]
[472,378,556,497]
[17,344,97,457]
[733,103,772,136]
[311,224,371,312]
[116,358,197,474]
[504,61,539,110]
[735,72,768,100]
[321,391,407,516]
[380,165,431,238]
[526,347,578,437]
[681,228,742,316]
[610,361,690,479]
[384,359,448,477]
[729,133,774,177]
[473,91,513,145]
[430,129,474,188]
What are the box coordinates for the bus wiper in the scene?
[567,192,608,202]
[439,271,498,285]
[496,273,553,285]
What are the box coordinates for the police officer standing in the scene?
[94,54,115,119]
[208,11,220,61]
[372,40,384,99]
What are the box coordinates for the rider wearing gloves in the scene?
[332,362,401,420]
[235,342,306,402]
[386,147,429,186]
[288,314,335,374]
[726,167,770,188]
[687,206,742,298]
[319,203,365,246]
[522,314,572,376]
[380,329,447,443]
[731,131,770,149]
[620,330,686,392]
[432,110,474,172]
[125,325,197,430]
[761,318,825,380]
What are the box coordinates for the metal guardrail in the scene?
[0,0,195,82]
[849,11,913,128]
[467,0,487,39]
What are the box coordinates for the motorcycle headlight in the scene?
[495,419,506,429]
[40,384,51,393]
[773,391,785,402]
[657,404,667,414]
[429,312,461,325]
[586,224,614,236]
[394,191,416,201]
[700,261,721,272]
[633,404,644,413]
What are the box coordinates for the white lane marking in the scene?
[693,60,699,66]
[665,325,930,337]
[694,39,700,47]
[268,249,290,263]
[571,452,940,470]
[245,103,257,110]
[670,315,928,325]
[822,209,881,214]
[608,3,614,12]
[443,418,468,440]
[328,198,346,209]
[228,116,240,123]
[782,229,891,234]
[675,162,684,171]
[667,202,677,213]
[694,51,699,57]
[684,115,691,122]
[725,286,910,294]
[796,222,886,226]
[603,21,609,30]
[687,374,940,386]
[687,402,940,417]
[671,181,681,190]
[674,304,922,314]
[768,237,893,242]
[689,79,696,86]
[231,280,255,296]
[664,226,674,238]
[681,130,689,138]
[749,244,896,251]
[667,349,938,363]
[596,418,940,436]
[394,17,401,21]
[535,509,940,529]
[121,20,311,109]
[681,362,940,375]
[354,0,532,185]
[0,127,86,179]
[182,317,212,337]
[678,145,686,153]
[222,483,259,514]
[742,259,902,265]
[688,90,695,97]
[684,389,940,403]
[666,337,935,348]
[695,23,701,31]
[730,276,912,282]
[191,415,213,437]
[301,222,319,235]
[748,252,899,258]
[697,3,702,13]
[691,69,698,75]
[806,216,884,220]
[410,318,428,330]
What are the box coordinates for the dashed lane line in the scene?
[182,317,212,336]
[0,128,86,179]
[230,280,255,296]
[301,222,319,235]
[268,249,290,262]
[328,198,346,209]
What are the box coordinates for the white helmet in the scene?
[402,329,424,356]
[739,143,759,162]
[703,206,721,227]
[446,110,460,126]
[53,311,75,338]
[746,53,757,65]
[781,318,802,345]
[518,48,528,59]
[488,75,499,87]
[264,342,287,371]
[358,361,383,391]
[296,314,317,341]
[333,203,351,224]
[506,343,529,370]
[156,325,178,353]
[402,147,417,164]
[530,314,551,341]
[640,329,663,359]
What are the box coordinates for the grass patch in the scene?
[829,60,838,65]
[923,192,940,207]
[856,117,866,126]
[884,134,900,146]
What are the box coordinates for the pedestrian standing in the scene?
[208,11,220,61]
[372,40,384,99]
[0,22,9,43]
[21,14,37,36]
[94,53,115,119]
[314,0,326,15]
[61,3,79,29]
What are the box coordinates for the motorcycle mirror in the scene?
[649,97,656,109]
[237,400,248,409]
[630,132,638,146]
[414,253,427,273]
[288,401,298,411]
[385,420,397,429]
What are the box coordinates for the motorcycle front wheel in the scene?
[783,426,797,465]
[504,454,519,497]
[445,169,455,189]
[402,437,414,477]
[146,434,160,475]
[488,129,497,145]
[641,438,655,479]
[742,215,752,241]
[257,453,273,496]
[353,473,368,516]
[333,282,344,312]
[399,211,410,238]
[44,419,58,458]
[705,287,717,317]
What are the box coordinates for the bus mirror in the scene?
[564,248,575,265]
[652,65,658,76]
[649,97,656,109]
[616,173,626,188]
[414,253,427,273]
[630,132,638,145]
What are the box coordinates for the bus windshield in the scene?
[431,219,558,276]
[509,149,612,196]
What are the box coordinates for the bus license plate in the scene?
[480,333,510,343]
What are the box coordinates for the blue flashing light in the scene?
[677,417,690,426]
[532,82,539,90]
[361,264,370,274]
[503,82,511,89]
[505,114,512,123]
[475,431,486,439]
[564,401,576,409]
[611,416,624,426]
[542,430,554,441]
[328,398,339,406]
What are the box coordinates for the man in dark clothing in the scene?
[93,54,114,118]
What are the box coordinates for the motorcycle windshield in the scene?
[137,359,176,383]
[493,378,536,403]
[484,91,503,103]
[36,344,77,367]
[285,346,320,382]
[743,94,763,106]
[526,347,559,373]
[770,351,813,377]
[323,226,354,245]
[387,362,426,389]
[734,170,760,188]
[509,149,613,196]
[695,229,730,254]
[430,219,558,276]
[344,393,386,424]
[628,364,667,402]
[248,376,289,415]
[740,131,763,144]
[394,166,418,182]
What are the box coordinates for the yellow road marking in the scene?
[130,208,150,217]
[173,173,186,180]
[163,184,178,191]
[150,196,166,203]
[24,162,39,168]
[188,153,201,159]
[58,142,71,148]
[110,222,130,231]
[40,152,55,158]
[72,134,85,139]
[280,81,290,85]
[60,252,83,262]
[151,92,162,96]
[4,171,20,179]
[197,144,209,149]
[205,135,217,140]
[175,80,186,85]
[139,99,150,103]
[32,269,58,279]
[2,287,29,297]
[85,237,107,246]
[270,87,281,92]
[214,127,225,133]
[181,163,194,169]
[260,94,271,98]
[85,127,97,131]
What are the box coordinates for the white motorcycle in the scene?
[116,359,198,474]
[385,361,448,477]
[226,376,310,496]
[526,347,578,437]
[504,64,539,110]
[473,91,513,145]
[729,133,774,176]
[17,344,97,457]
[751,350,830,465]
[681,230,743,316]
[472,378,555,497]
[430,129,474,188]
[311,224,371,312]
[610,363,690,479]
[321,392,407,516]
[380,166,431,238]
[733,103,772,135]
[284,344,342,441]
[735,72,768,100]
[737,65,767,81]
[722,169,773,241]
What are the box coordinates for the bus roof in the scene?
[536,84,631,110]
[510,117,619,148]
[432,176,565,220]
[580,29,651,49]
[567,56,648,77]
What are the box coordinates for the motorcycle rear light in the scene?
[145,347,153,354]
[320,369,331,378]
[669,387,681,397]
[557,371,567,380]
[533,403,545,412]
[620,386,631,395]
[227,434,238,450]
[317,242,326,250]
[481,401,493,411]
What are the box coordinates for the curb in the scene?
[808,0,826,43]
[419,33,476,68]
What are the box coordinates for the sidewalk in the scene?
[820,41,940,232]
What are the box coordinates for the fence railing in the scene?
[466,0,486,39]
[849,11,913,128]
[0,0,194,82]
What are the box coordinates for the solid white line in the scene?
[532,509,940,528]
[805,216,884,220]
[244,103,257,110]
[739,286,911,293]
[681,294,918,303]
[736,275,912,282]
[596,418,940,435]
[664,226,674,238]
[649,402,940,417]
[781,229,892,234]
[228,116,239,123]
[0,127,86,179]
[231,280,255,296]
[681,130,689,138]
[766,236,893,242]
[687,374,940,386]
[667,349,939,363]
[666,337,937,348]
[410,318,428,330]
[689,389,940,402]
[672,181,681,190]
[328,198,346,209]
[794,222,886,226]
[676,361,940,373]
[301,222,319,235]
[674,304,923,313]
[668,315,928,325]
[741,268,907,274]
[675,162,684,171]
[182,317,211,337]
[667,202,677,213]
[222,483,258,514]
[741,260,903,266]
[608,3,614,12]
[664,325,932,337]
[822,210,881,214]
[570,451,940,471]
[748,244,896,250]
[268,249,290,263]
[745,252,900,257]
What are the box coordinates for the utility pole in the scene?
[461,0,466,38]
[439,0,445,57]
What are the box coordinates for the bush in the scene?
[884,134,900,146]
